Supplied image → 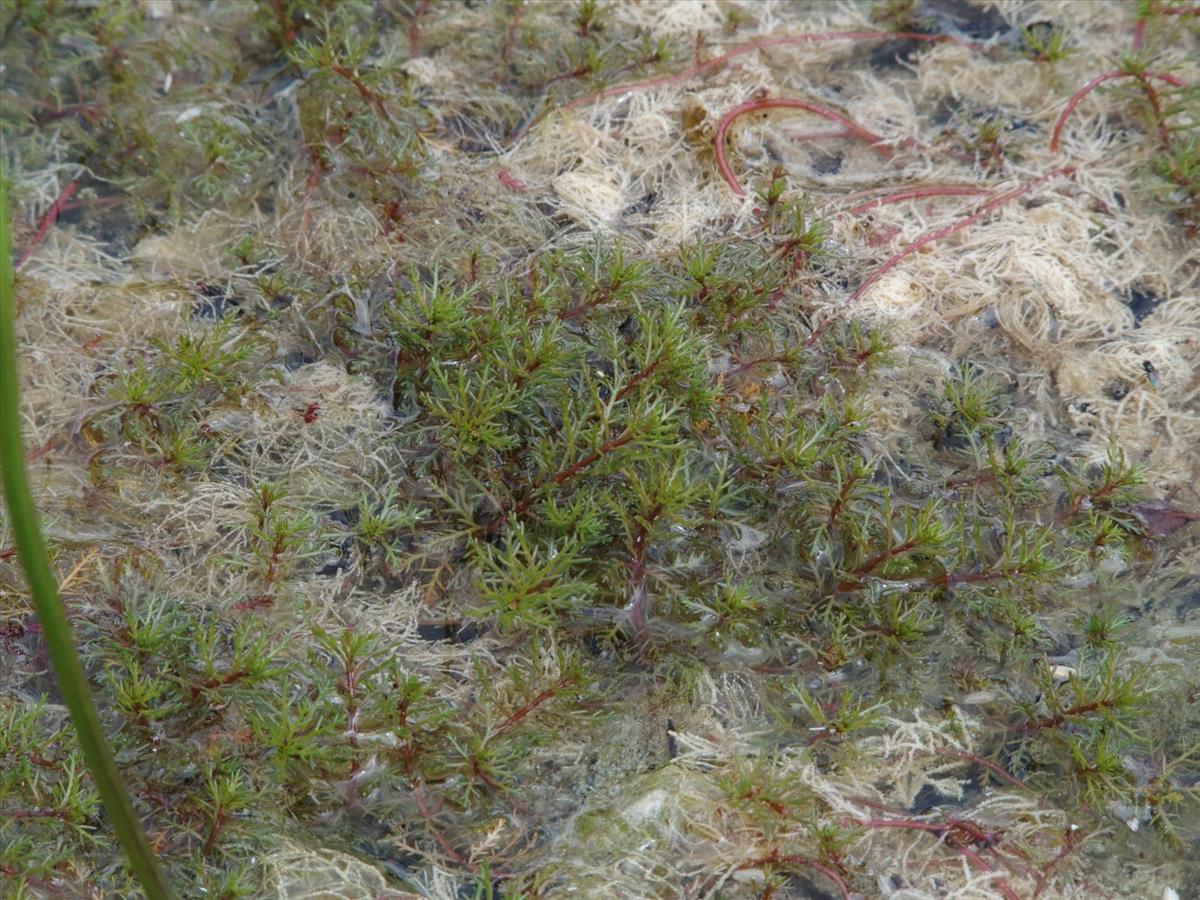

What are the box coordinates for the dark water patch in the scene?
[867,1,1013,70]
[624,191,658,216]
[1174,578,1200,621]
[192,283,243,320]
[284,350,318,371]
[416,620,486,644]
[1126,285,1163,326]
[811,152,843,176]
[924,0,1011,41]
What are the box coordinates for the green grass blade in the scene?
[0,180,177,897]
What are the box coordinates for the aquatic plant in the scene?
[1,1,1197,896]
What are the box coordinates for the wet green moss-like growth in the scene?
[1,1,1198,896]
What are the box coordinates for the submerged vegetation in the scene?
[1,1,1198,897]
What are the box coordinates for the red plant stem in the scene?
[807,164,1076,348]
[408,0,429,57]
[867,225,902,245]
[1132,17,1147,51]
[22,750,60,770]
[14,180,78,270]
[559,279,619,319]
[1,807,72,820]
[934,746,1030,791]
[329,64,393,122]
[412,787,474,870]
[1123,5,1200,50]
[837,563,1024,594]
[494,30,987,148]
[201,808,226,856]
[57,196,124,213]
[846,185,989,215]
[188,668,251,700]
[1134,73,1174,151]
[1057,474,1126,523]
[1139,2,1200,17]
[848,536,920,581]
[231,594,273,612]
[613,357,664,403]
[853,817,1020,900]
[543,66,591,88]
[31,102,102,126]
[562,31,982,116]
[494,675,573,736]
[623,502,662,632]
[498,168,529,193]
[958,847,1022,900]
[270,0,295,46]
[486,427,636,534]
[785,127,855,143]
[1016,698,1116,734]
[744,851,851,900]
[1129,5,1200,52]
[716,98,890,196]
[1049,69,1187,153]
[550,429,634,489]
[501,2,524,66]
[339,650,363,750]
[1036,827,1090,894]
[764,120,978,181]
[825,469,860,534]
[297,158,324,257]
